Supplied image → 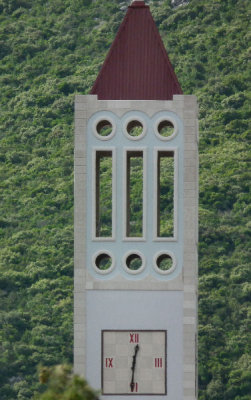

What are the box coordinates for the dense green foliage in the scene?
[0,0,250,399]
[35,365,98,400]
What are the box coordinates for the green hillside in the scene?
[0,0,250,399]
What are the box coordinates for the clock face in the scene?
[102,330,167,395]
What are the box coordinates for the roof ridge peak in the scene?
[130,1,147,8]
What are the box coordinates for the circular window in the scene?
[93,117,115,140]
[153,251,176,275]
[93,251,114,274]
[158,120,174,137]
[123,118,146,140]
[154,117,178,140]
[123,251,145,274]
[127,120,143,137]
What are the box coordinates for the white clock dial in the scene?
[102,330,167,395]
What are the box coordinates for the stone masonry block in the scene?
[96,100,108,109]
[184,158,196,167]
[75,126,85,135]
[184,118,196,127]
[184,206,196,220]
[184,134,197,143]
[75,165,86,175]
[75,268,84,278]
[172,100,184,110]
[183,253,197,263]
[184,369,196,381]
[110,100,132,109]
[74,291,85,303]
[74,208,86,224]
[75,191,85,206]
[184,292,196,301]
[185,276,198,286]
[75,338,85,348]
[74,255,84,268]
[184,197,197,207]
[74,347,85,363]
[184,239,196,248]
[74,308,85,324]
[74,226,85,239]
[184,364,196,373]
[184,150,197,159]
[184,357,196,369]
[74,276,84,293]
[74,283,85,292]
[184,332,196,343]
[184,380,196,389]
[184,354,196,365]
[75,158,87,167]
[184,167,197,182]
[183,258,198,269]
[184,189,196,198]
[132,100,153,109]
[184,142,198,151]
[184,244,197,253]
[75,323,85,332]
[85,95,97,108]
[184,268,196,278]
[75,110,87,119]
[183,95,197,104]
[184,300,196,310]
[184,181,197,190]
[74,268,85,282]
[184,285,196,294]
[74,348,85,357]
[184,388,195,397]
[75,95,87,103]
[75,134,86,148]
[163,100,173,109]
[75,330,85,341]
[74,219,86,234]
[184,308,196,317]
[184,125,196,136]
[74,149,85,158]
[75,118,87,128]
[173,94,185,101]
[184,316,196,325]
[184,110,196,119]
[74,172,85,186]
[74,241,85,255]
[74,219,85,233]
[75,102,87,111]
[183,323,196,334]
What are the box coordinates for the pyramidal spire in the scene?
[91,1,182,100]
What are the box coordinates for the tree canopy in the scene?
[0,0,250,399]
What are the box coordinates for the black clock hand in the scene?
[130,344,139,392]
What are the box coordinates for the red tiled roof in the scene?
[91,0,182,100]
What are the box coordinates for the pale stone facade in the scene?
[74,94,198,399]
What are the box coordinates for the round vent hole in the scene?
[126,253,143,270]
[127,120,144,137]
[96,120,113,137]
[95,253,112,270]
[156,253,173,271]
[157,120,175,137]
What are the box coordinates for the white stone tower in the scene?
[74,1,198,399]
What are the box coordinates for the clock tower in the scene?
[74,1,198,399]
